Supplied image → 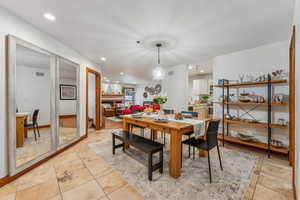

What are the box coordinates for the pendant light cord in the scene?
[158,45,160,64]
[157,43,161,65]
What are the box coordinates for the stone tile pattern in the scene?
[0,125,294,200]
[16,126,78,167]
[0,131,143,200]
[89,129,260,200]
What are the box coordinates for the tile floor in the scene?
[16,116,80,167]
[0,125,294,200]
[226,141,294,200]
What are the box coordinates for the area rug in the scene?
[88,130,258,200]
[106,117,122,122]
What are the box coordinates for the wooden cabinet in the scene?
[16,115,28,148]
[192,104,209,119]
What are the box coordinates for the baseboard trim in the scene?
[27,124,50,130]
[0,134,87,187]
[59,114,76,119]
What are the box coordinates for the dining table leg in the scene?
[169,129,182,178]
[123,120,130,148]
[152,130,158,140]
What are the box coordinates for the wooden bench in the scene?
[112,130,163,181]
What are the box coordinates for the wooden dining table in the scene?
[122,115,210,179]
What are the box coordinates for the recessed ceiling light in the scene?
[43,13,56,21]
[100,57,107,62]
[200,70,204,73]
[188,65,193,70]
[120,72,124,76]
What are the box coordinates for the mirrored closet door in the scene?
[57,57,80,147]
[7,36,57,175]
[15,44,55,168]
[7,35,81,175]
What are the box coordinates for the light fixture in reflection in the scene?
[100,57,107,62]
[120,72,124,76]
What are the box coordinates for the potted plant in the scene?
[200,95,209,103]
[153,95,168,114]
[153,95,168,117]
[153,95,168,105]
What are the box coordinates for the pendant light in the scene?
[152,43,165,80]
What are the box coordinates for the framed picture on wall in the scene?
[60,84,77,100]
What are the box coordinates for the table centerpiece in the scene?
[153,95,168,118]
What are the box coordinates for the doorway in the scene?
[289,25,296,197]
[86,67,101,135]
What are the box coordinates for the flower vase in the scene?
[158,104,164,117]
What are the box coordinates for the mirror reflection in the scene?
[15,45,52,167]
[58,58,79,145]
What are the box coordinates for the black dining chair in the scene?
[180,111,198,156]
[24,109,40,141]
[163,109,174,115]
[181,111,198,117]
[143,101,153,106]
[181,120,223,183]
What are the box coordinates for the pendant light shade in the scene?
[152,43,165,80]
[152,65,165,80]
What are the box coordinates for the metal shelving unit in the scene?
[215,76,289,157]
[122,87,136,106]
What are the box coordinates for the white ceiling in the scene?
[16,45,50,69]
[17,45,77,80]
[1,0,294,84]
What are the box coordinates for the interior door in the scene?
[289,25,296,193]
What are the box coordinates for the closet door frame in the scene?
[56,56,81,150]
[6,35,57,175]
[6,35,82,177]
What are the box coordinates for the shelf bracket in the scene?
[237,104,262,120]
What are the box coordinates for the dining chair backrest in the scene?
[206,120,220,149]
[143,101,153,106]
[163,109,174,114]
[181,111,198,117]
[32,109,40,125]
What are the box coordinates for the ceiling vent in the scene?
[35,72,45,77]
